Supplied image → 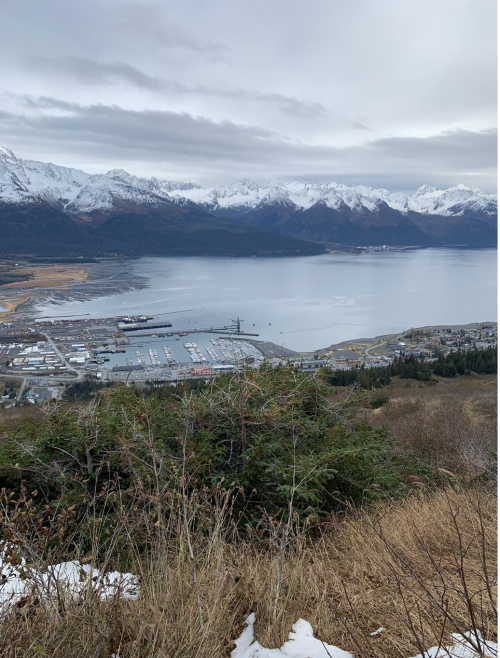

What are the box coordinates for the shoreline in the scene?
[0,251,496,353]
[0,258,150,319]
[0,263,92,319]
[246,321,498,359]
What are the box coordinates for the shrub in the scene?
[370,393,389,408]
[0,364,414,531]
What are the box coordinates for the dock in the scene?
[118,320,173,332]
[116,316,258,337]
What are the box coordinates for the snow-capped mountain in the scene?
[0,146,496,220]
[0,147,193,214]
[0,147,327,258]
[166,179,497,220]
[164,178,497,247]
[0,146,496,248]
[106,169,201,195]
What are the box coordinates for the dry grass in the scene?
[370,375,497,477]
[0,485,496,658]
[0,404,46,430]
[0,265,88,290]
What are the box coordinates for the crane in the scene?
[230,318,243,333]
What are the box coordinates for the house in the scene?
[333,349,363,364]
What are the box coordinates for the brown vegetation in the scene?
[371,375,497,477]
[0,373,496,657]
[0,404,46,430]
[0,265,88,290]
[0,485,496,658]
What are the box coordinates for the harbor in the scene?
[105,333,263,371]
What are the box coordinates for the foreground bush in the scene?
[0,365,495,656]
[0,364,415,532]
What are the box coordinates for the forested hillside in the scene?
[0,201,326,258]
[329,346,497,388]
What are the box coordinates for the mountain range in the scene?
[166,179,497,247]
[0,146,496,256]
[0,147,323,258]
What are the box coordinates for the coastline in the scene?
[0,263,91,319]
[0,250,496,353]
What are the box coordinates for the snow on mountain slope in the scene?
[106,169,201,195]
[0,146,33,201]
[0,146,496,219]
[169,179,497,218]
[0,146,92,206]
[0,147,183,213]
[64,177,166,214]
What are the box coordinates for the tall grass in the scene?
[371,377,497,478]
[0,484,496,657]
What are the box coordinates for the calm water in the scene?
[31,249,497,351]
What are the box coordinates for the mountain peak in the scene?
[414,184,438,196]
[259,185,295,207]
[0,146,17,161]
[106,168,131,180]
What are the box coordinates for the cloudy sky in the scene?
[0,0,496,190]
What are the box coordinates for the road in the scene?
[45,336,83,380]
[365,341,387,357]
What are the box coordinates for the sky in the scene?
[0,0,497,191]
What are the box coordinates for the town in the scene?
[0,313,496,405]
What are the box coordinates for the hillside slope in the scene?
[0,199,325,257]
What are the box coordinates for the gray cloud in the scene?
[352,121,372,131]
[116,4,228,61]
[25,57,327,119]
[0,0,495,190]
[0,98,496,191]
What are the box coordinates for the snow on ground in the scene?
[408,632,498,658]
[0,545,139,613]
[231,615,498,658]
[231,613,354,658]
[370,627,385,636]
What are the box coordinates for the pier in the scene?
[116,316,258,337]
[118,320,173,332]
[118,328,260,337]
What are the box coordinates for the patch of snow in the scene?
[231,616,497,658]
[370,627,385,636]
[408,631,498,658]
[231,613,353,658]
[0,545,139,614]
